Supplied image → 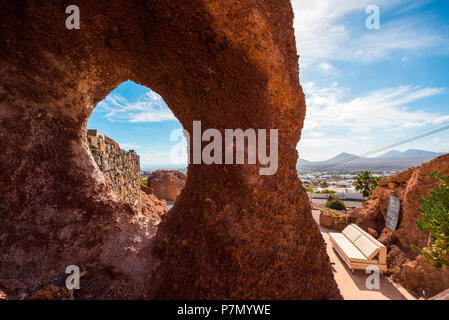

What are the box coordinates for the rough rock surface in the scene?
[148,170,186,201]
[28,285,74,300]
[141,186,168,228]
[350,154,449,297]
[87,134,141,210]
[141,184,155,196]
[0,0,341,299]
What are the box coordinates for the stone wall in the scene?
[87,130,141,211]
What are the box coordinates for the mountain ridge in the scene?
[298,149,445,171]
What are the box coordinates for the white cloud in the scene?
[297,136,356,161]
[302,82,445,133]
[96,91,177,123]
[298,82,448,160]
[402,122,426,128]
[393,0,434,14]
[140,150,188,167]
[291,1,449,160]
[349,17,449,63]
[140,151,172,166]
[300,136,352,148]
[308,132,324,137]
[434,115,449,124]
[318,62,336,73]
[291,0,449,65]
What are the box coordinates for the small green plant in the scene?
[411,171,449,270]
[325,195,347,211]
[140,176,148,186]
[305,187,315,193]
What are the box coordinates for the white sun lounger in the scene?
[329,224,387,272]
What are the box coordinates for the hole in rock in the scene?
[87,80,187,221]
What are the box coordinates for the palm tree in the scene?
[353,170,380,198]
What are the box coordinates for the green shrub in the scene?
[325,196,347,211]
[140,177,148,186]
[411,171,449,270]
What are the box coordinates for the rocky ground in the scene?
[140,185,169,235]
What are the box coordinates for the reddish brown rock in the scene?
[141,186,168,227]
[0,0,341,299]
[29,285,73,300]
[350,154,449,296]
[388,182,399,190]
[141,184,155,196]
[367,228,379,239]
[148,170,186,201]
[377,227,393,244]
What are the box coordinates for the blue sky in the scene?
[88,0,449,167]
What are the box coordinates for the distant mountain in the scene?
[326,152,357,162]
[297,158,311,167]
[376,150,403,158]
[298,149,445,172]
[377,149,443,159]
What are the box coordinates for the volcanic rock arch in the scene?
[0,0,341,299]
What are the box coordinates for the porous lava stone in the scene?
[0,0,341,299]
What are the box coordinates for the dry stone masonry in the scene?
[87,130,141,211]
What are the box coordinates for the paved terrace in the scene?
[312,210,417,300]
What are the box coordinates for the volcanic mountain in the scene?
[297,149,444,171]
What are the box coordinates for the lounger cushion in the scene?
[353,235,380,259]
[329,233,368,262]
[342,225,362,242]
